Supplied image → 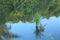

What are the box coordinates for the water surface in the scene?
[6,16,60,40]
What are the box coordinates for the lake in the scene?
[5,16,60,40]
[0,0,60,40]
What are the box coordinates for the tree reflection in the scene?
[0,0,60,39]
[0,25,19,40]
[0,0,60,25]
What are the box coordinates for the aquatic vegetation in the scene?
[33,12,42,26]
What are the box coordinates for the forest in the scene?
[0,0,60,25]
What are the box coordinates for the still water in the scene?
[0,0,60,40]
[6,16,60,40]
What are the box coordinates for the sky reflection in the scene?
[6,16,60,40]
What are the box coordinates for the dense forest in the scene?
[0,0,60,24]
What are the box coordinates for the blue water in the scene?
[6,16,60,40]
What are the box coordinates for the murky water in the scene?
[6,16,60,40]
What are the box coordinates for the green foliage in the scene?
[33,12,42,26]
[0,0,60,24]
[0,0,60,39]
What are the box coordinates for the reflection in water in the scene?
[33,12,45,36]
[2,16,60,40]
[35,23,44,36]
[0,25,19,40]
[46,33,54,40]
[0,0,60,40]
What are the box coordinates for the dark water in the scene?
[6,16,60,40]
